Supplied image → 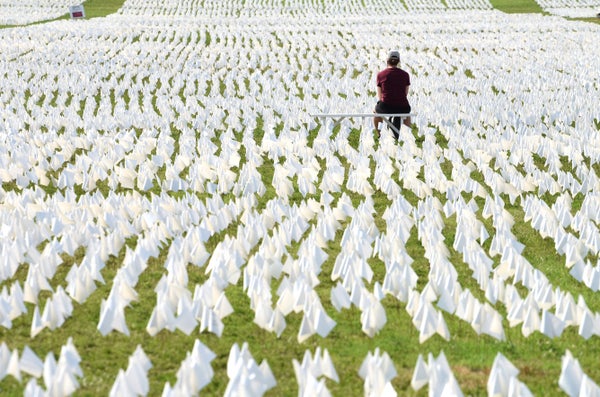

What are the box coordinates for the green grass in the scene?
[2,124,600,396]
[77,0,124,19]
[571,16,600,25]
[489,0,544,13]
[1,1,600,396]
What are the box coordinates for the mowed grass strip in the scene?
[489,0,543,13]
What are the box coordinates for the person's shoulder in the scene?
[377,68,390,78]
[398,68,410,77]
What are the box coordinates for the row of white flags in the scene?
[3,339,600,396]
[0,0,70,25]
[3,148,600,341]
[1,2,600,396]
[1,0,495,26]
[4,188,600,342]
[2,0,598,26]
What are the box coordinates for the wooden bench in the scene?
[310,113,415,136]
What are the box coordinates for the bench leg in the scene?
[383,118,401,140]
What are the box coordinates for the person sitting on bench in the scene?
[373,50,412,139]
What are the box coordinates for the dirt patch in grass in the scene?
[453,365,489,392]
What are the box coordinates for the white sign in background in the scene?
[69,4,85,19]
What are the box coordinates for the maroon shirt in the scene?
[376,67,410,107]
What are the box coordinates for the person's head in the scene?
[387,50,400,66]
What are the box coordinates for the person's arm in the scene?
[377,85,383,101]
[405,85,410,97]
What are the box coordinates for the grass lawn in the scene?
[1,125,600,396]
[77,0,124,19]
[489,0,544,13]
[1,0,599,396]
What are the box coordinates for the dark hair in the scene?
[387,58,399,66]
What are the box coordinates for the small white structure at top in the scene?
[69,4,85,19]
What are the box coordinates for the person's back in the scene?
[377,67,410,108]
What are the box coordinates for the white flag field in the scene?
[1,0,600,395]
